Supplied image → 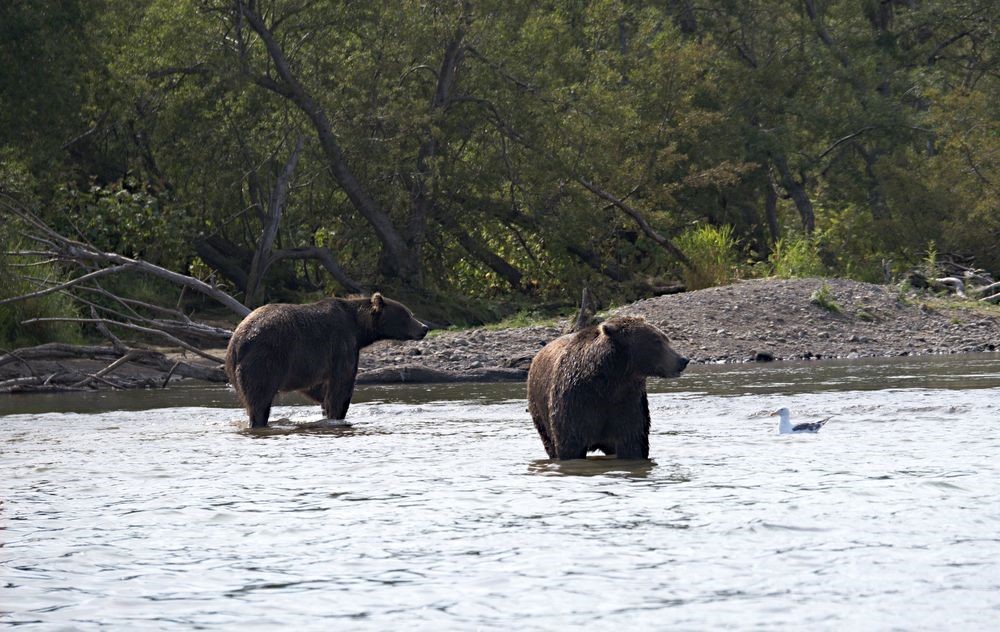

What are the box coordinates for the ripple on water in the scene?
[2,356,1000,630]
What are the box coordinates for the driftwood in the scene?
[0,196,251,317]
[907,261,997,303]
[566,287,601,334]
[971,281,1000,304]
[0,195,243,392]
[356,364,526,384]
[0,342,226,393]
[932,276,966,297]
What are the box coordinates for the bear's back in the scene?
[229,300,355,359]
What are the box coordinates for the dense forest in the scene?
[1,0,997,343]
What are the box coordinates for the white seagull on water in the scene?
[771,407,831,434]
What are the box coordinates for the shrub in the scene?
[0,219,83,347]
[809,282,841,313]
[675,224,740,290]
[769,235,826,278]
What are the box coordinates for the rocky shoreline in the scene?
[357,278,1000,382]
[3,278,998,390]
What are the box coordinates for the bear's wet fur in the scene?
[225,293,428,428]
[527,316,689,460]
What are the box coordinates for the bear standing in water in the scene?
[527,317,688,460]
[226,293,428,428]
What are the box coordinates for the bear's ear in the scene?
[371,292,384,313]
[599,321,618,338]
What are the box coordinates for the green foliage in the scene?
[810,283,841,313]
[0,241,83,348]
[52,180,194,270]
[769,236,827,279]
[815,205,886,283]
[921,241,939,278]
[0,0,997,331]
[675,224,739,290]
[479,308,569,331]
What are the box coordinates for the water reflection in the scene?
[237,417,361,437]
[527,456,658,479]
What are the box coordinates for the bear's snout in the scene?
[414,322,430,339]
[653,354,689,378]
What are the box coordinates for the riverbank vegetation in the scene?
[2,0,997,349]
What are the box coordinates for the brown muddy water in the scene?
[2,354,1000,630]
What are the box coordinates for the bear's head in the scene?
[599,317,689,378]
[370,292,430,341]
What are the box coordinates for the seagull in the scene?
[771,407,831,434]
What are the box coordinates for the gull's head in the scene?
[770,407,792,432]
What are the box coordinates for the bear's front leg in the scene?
[550,396,591,460]
[613,392,651,459]
[322,377,356,420]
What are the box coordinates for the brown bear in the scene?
[225,293,428,428]
[527,316,688,460]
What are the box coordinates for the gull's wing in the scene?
[792,417,831,432]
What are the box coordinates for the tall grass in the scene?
[675,224,740,290]
[0,242,83,348]
[769,235,827,279]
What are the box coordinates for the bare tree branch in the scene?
[20,317,226,363]
[0,197,250,316]
[0,264,134,306]
[577,177,696,272]
[269,246,365,293]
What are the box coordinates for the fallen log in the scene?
[0,342,227,393]
[356,364,527,384]
[933,277,965,297]
[971,281,1000,298]
[0,343,121,368]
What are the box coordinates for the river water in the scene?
[3,354,999,630]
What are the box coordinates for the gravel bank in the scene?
[358,278,1000,382]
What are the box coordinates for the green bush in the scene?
[0,217,83,347]
[675,224,740,290]
[769,235,826,279]
[809,282,841,313]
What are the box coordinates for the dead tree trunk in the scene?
[1,197,238,391]
[566,287,601,334]
[245,136,304,306]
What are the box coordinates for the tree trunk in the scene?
[236,2,420,283]
[405,28,468,282]
[857,146,891,220]
[270,247,364,294]
[566,244,630,282]
[194,236,250,291]
[772,154,816,234]
[245,136,304,306]
[764,177,781,244]
[440,217,524,290]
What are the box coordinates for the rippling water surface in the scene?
[3,354,1000,630]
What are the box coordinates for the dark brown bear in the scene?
[527,317,688,460]
[225,293,428,428]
